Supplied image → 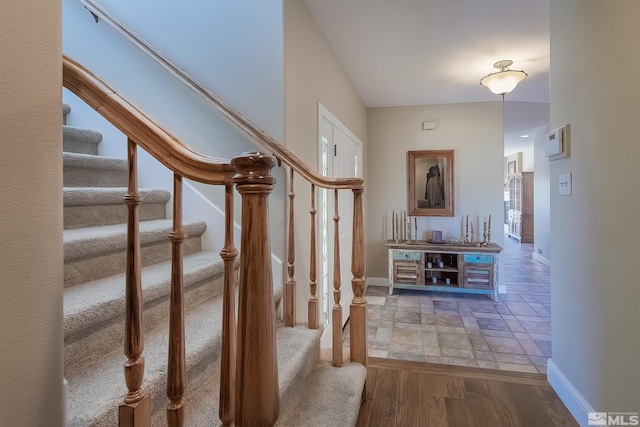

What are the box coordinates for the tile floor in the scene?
[346,235,551,374]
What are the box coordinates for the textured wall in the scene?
[284,0,367,324]
[0,0,65,424]
[549,0,640,420]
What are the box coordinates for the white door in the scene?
[317,104,362,350]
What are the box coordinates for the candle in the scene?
[403,210,406,240]
[488,214,492,230]
[392,210,395,240]
[392,213,395,239]
[466,214,468,229]
[395,212,399,239]
[471,221,473,234]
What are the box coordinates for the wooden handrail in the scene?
[63,56,235,186]
[64,3,369,423]
[77,0,363,191]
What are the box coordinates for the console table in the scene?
[386,240,503,301]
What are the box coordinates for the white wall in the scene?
[89,0,284,141]
[284,0,367,324]
[0,1,65,424]
[366,103,505,291]
[62,0,287,259]
[548,1,640,424]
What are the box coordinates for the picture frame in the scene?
[407,150,454,217]
[508,160,516,174]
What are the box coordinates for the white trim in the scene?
[318,102,363,152]
[547,359,591,427]
[498,284,507,294]
[63,378,68,427]
[183,181,240,252]
[532,252,551,267]
[366,277,389,289]
[316,102,363,347]
[182,181,284,292]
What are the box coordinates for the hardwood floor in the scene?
[356,357,577,427]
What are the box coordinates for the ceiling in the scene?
[303,0,551,155]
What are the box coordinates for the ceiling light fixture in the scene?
[480,60,527,98]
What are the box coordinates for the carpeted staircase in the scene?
[62,103,367,426]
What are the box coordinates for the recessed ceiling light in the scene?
[520,134,529,138]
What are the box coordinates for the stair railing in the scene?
[64,10,367,420]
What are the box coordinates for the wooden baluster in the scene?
[332,190,343,368]
[308,184,318,329]
[285,168,296,327]
[167,174,186,426]
[349,187,367,366]
[232,152,279,426]
[219,183,238,426]
[119,138,150,426]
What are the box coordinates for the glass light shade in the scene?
[480,70,527,96]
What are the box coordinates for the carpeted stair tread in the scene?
[67,302,319,427]
[63,125,103,155]
[66,292,227,427]
[63,218,206,262]
[151,325,323,427]
[60,104,365,427]
[64,151,127,170]
[276,361,367,427]
[64,187,171,229]
[63,152,128,187]
[64,251,224,338]
[64,187,170,206]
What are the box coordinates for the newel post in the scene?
[231,152,279,426]
[349,187,368,366]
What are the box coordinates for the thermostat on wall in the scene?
[546,124,570,160]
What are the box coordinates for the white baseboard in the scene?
[63,378,68,427]
[532,252,551,267]
[547,359,591,427]
[366,277,388,288]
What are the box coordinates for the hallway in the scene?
[354,237,551,374]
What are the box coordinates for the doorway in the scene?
[317,103,362,350]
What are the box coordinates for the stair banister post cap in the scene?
[231,152,276,185]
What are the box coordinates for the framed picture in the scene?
[407,150,454,217]
[508,160,516,174]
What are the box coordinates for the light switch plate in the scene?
[559,173,572,196]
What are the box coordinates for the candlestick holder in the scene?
[487,226,491,245]
[406,221,411,242]
[482,221,488,246]
[465,223,469,243]
[414,221,418,241]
